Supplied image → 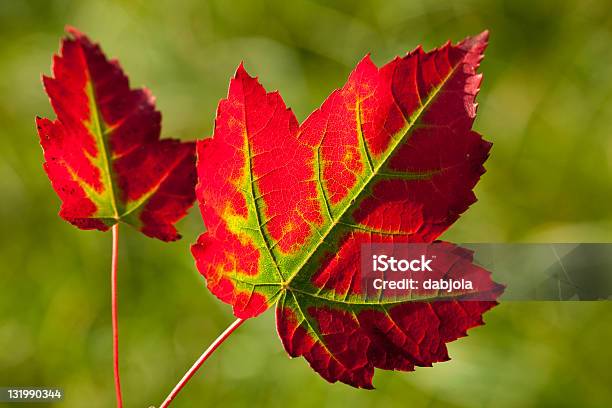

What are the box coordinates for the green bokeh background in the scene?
[1,0,612,407]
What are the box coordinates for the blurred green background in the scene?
[1,0,612,407]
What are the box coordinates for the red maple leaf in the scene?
[192,31,501,388]
[36,27,196,241]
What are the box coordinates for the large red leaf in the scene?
[193,32,501,387]
[36,27,196,241]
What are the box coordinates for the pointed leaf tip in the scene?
[235,62,250,78]
[64,25,85,39]
[459,30,490,52]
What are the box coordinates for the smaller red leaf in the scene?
[37,27,196,241]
